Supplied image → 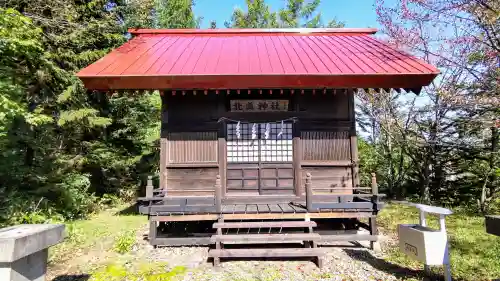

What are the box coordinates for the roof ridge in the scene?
[128,28,378,36]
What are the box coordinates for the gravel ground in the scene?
[129,228,401,281]
[49,224,409,281]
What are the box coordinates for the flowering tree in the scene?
[376,0,498,106]
[369,0,499,209]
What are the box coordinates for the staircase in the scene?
[208,219,324,268]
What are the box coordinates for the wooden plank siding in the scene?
[301,167,353,194]
[299,130,354,195]
[167,132,218,164]
[301,131,350,162]
[166,167,218,196]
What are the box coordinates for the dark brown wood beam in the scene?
[160,92,168,192]
[318,234,377,242]
[218,119,227,197]
[151,237,212,246]
[348,91,360,187]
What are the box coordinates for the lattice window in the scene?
[260,122,293,162]
[227,122,293,163]
[227,123,259,163]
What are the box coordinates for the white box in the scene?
[397,224,448,265]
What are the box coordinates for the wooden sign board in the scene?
[230,100,289,112]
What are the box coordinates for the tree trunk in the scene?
[421,159,431,203]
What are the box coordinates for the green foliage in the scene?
[358,138,379,186]
[229,0,345,28]
[0,0,350,228]
[113,231,136,254]
[123,0,200,29]
[0,1,160,227]
[156,0,201,28]
[0,8,56,134]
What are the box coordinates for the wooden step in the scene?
[210,233,321,243]
[213,221,317,229]
[208,248,324,258]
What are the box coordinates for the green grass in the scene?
[48,202,500,281]
[113,230,136,254]
[89,262,186,281]
[49,204,146,264]
[379,203,500,281]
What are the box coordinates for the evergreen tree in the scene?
[156,0,201,28]
[124,0,201,29]
[0,0,160,224]
[229,0,345,28]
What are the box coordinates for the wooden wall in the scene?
[167,132,218,164]
[160,89,358,197]
[166,167,218,196]
[296,90,356,195]
[301,131,350,161]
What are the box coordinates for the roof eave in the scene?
[78,73,438,91]
[127,28,378,36]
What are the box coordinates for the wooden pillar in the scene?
[348,90,360,187]
[218,120,227,197]
[350,134,360,187]
[215,175,222,213]
[160,138,167,193]
[293,95,302,196]
[293,133,302,196]
[214,217,223,266]
[369,216,379,251]
[305,173,313,212]
[160,91,168,193]
[149,219,157,247]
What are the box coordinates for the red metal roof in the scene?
[77,28,439,90]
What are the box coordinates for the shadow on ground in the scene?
[343,249,430,280]
[115,203,139,216]
[51,274,90,281]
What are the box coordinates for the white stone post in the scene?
[0,224,65,281]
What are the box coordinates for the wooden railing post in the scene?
[163,171,168,197]
[371,173,378,195]
[215,175,222,213]
[370,172,380,251]
[305,173,313,212]
[146,175,154,198]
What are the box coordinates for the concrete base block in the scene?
[0,224,65,281]
[0,249,48,281]
[370,241,382,253]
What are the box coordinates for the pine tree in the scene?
[0,0,162,223]
[229,0,345,28]
[124,0,201,29]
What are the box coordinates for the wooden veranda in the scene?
[137,173,383,267]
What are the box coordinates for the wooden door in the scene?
[226,122,294,195]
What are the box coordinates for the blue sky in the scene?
[192,0,390,29]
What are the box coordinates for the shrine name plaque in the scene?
[230,100,289,112]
